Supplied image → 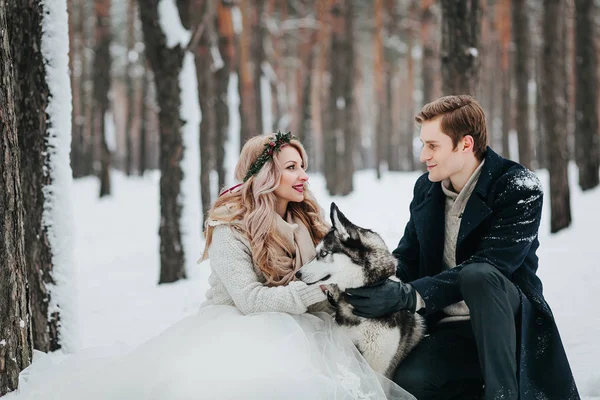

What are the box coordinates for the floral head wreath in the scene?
[243,131,296,182]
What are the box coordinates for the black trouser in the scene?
[393,263,521,400]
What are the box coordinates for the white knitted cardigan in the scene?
[201,224,327,315]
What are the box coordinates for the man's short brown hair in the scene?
[415,95,488,161]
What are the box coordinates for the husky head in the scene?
[296,203,397,291]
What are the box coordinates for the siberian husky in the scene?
[296,203,425,379]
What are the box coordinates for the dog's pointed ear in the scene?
[330,202,357,242]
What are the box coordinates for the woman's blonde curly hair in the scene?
[201,134,329,286]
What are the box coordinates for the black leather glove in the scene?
[345,279,417,318]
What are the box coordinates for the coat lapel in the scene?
[457,194,492,247]
[412,182,446,275]
[457,147,504,248]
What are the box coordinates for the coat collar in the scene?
[412,147,506,268]
[471,146,505,198]
[420,146,504,200]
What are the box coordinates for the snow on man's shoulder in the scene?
[494,167,543,205]
[506,167,542,193]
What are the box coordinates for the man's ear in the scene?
[330,202,357,242]
[461,135,475,153]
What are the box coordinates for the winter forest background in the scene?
[1,0,600,398]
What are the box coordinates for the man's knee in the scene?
[458,263,520,314]
[393,363,438,399]
[458,262,503,297]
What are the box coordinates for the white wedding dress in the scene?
[9,305,416,400]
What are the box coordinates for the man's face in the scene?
[419,117,465,183]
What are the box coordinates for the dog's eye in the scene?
[319,250,328,258]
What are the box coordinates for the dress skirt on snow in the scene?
[9,305,416,400]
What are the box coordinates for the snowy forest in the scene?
[2,0,600,398]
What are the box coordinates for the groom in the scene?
[346,95,579,400]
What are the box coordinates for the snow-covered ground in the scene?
[22,165,600,399]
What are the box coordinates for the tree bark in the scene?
[296,2,317,168]
[374,0,386,178]
[191,0,217,229]
[401,0,416,171]
[541,0,571,233]
[8,0,61,353]
[298,31,316,168]
[314,0,332,175]
[574,0,600,190]
[139,60,150,176]
[535,65,547,168]
[512,0,533,169]
[325,0,354,195]
[253,0,266,134]
[0,1,33,392]
[497,0,511,158]
[124,0,136,176]
[93,0,112,197]
[216,0,235,190]
[69,0,84,178]
[501,61,511,159]
[139,0,186,283]
[238,0,259,144]
[82,0,96,177]
[440,0,481,95]
[420,0,437,105]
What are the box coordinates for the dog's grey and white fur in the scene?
[297,203,425,379]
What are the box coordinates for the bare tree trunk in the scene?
[402,0,416,171]
[485,31,499,151]
[501,64,511,158]
[238,0,259,144]
[0,2,33,392]
[440,0,481,95]
[314,0,332,175]
[542,0,571,233]
[216,1,235,190]
[191,0,217,229]
[69,0,84,178]
[420,0,437,105]
[326,0,354,195]
[532,0,547,169]
[377,0,401,173]
[298,36,316,167]
[139,60,149,176]
[124,0,136,176]
[497,0,511,158]
[9,0,62,353]
[139,0,186,283]
[574,0,600,190]
[387,81,400,171]
[535,67,547,168]
[319,0,334,188]
[374,0,386,178]
[512,0,533,169]
[271,0,288,134]
[297,2,317,168]
[253,0,266,134]
[93,0,112,197]
[82,0,96,177]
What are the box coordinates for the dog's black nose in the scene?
[295,271,302,279]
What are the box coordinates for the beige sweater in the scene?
[201,224,327,315]
[438,160,485,322]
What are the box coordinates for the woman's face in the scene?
[273,146,308,205]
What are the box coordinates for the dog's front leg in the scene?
[358,324,402,378]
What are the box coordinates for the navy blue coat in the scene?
[393,147,580,400]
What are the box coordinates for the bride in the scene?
[11,133,415,400]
